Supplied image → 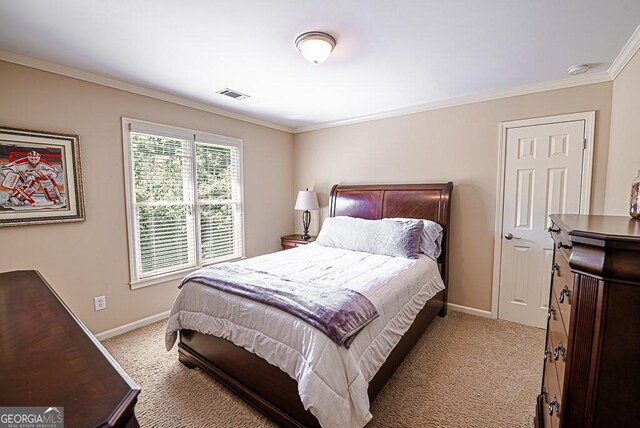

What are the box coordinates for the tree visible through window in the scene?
[124,119,243,285]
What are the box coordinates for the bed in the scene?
[167,182,453,427]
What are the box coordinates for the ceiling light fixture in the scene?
[567,64,590,76]
[295,31,336,65]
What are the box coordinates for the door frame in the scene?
[490,111,595,319]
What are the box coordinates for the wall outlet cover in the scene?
[94,295,107,311]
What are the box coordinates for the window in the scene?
[122,118,244,288]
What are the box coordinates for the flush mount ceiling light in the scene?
[295,31,336,65]
[567,64,590,76]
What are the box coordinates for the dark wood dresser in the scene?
[536,215,640,428]
[0,270,140,427]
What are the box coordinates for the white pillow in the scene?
[316,216,424,259]
[389,218,443,260]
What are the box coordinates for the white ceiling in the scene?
[0,0,639,131]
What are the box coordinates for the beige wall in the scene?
[0,61,294,334]
[293,83,613,312]
[0,56,621,327]
[605,51,640,214]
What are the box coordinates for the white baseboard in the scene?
[447,303,492,318]
[93,303,490,340]
[95,310,171,341]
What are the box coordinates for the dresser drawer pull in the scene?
[547,305,556,320]
[559,286,570,304]
[548,396,560,416]
[547,226,561,233]
[544,348,552,361]
[557,242,573,250]
[553,343,566,361]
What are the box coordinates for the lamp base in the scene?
[301,210,311,240]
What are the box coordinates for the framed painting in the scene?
[0,127,85,227]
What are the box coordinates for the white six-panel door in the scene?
[498,119,586,328]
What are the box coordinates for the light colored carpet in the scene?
[103,312,544,427]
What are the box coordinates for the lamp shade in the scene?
[294,190,319,211]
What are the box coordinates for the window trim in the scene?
[121,117,245,289]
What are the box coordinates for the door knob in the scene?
[504,233,520,240]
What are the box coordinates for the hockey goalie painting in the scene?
[0,146,66,209]
[0,127,85,227]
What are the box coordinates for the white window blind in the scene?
[123,118,244,287]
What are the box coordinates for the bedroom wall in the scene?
[293,83,613,313]
[0,60,294,334]
[604,50,640,215]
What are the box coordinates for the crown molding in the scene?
[0,49,294,133]
[3,25,638,137]
[292,71,612,133]
[608,24,640,80]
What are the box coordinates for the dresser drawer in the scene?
[550,223,573,260]
[281,235,316,250]
[549,291,568,394]
[540,393,554,428]
[552,263,573,337]
[554,250,574,295]
[543,345,563,427]
[282,242,301,250]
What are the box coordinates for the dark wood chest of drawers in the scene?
[536,215,640,428]
[0,270,140,427]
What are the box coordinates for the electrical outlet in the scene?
[94,295,107,311]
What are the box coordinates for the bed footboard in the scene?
[178,289,445,427]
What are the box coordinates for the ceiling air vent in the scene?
[216,88,250,100]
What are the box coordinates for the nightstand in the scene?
[280,234,316,250]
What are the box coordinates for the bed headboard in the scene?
[329,182,453,287]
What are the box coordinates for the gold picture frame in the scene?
[0,126,85,227]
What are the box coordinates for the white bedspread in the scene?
[165,243,445,428]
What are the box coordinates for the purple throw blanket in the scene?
[179,264,379,348]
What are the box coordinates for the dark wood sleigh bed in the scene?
[177,182,453,427]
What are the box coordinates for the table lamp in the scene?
[294,189,319,240]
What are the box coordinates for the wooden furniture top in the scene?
[551,214,640,285]
[280,234,316,244]
[0,270,139,427]
[551,214,640,244]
